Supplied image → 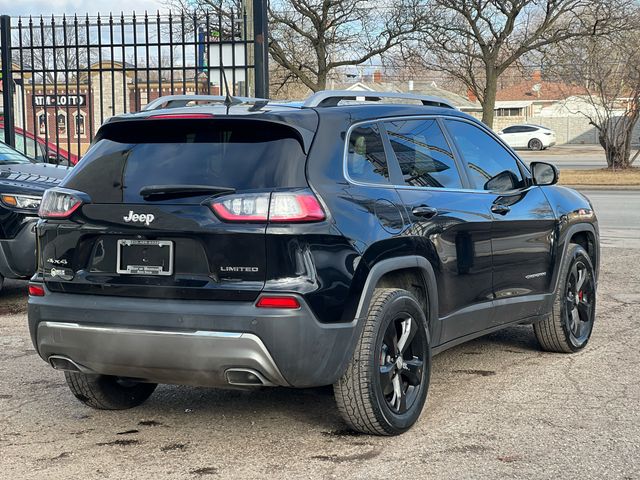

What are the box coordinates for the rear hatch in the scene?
[39,115,317,300]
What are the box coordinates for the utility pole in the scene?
[252,0,269,98]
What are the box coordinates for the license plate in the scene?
[116,239,173,276]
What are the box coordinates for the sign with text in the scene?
[34,95,87,107]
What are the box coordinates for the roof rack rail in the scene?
[143,94,270,111]
[303,90,457,109]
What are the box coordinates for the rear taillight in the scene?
[256,295,301,309]
[211,191,325,223]
[39,189,83,219]
[28,284,45,296]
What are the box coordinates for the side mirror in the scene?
[484,170,519,192]
[530,161,558,186]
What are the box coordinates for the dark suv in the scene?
[0,141,69,290]
[27,91,599,435]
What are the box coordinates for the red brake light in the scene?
[28,284,45,296]
[148,113,215,120]
[39,189,83,219]
[210,191,325,223]
[256,296,300,309]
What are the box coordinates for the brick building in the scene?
[9,61,225,156]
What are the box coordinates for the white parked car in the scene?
[497,124,556,151]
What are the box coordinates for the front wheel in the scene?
[534,244,596,352]
[334,288,431,435]
[528,138,544,151]
[64,371,157,410]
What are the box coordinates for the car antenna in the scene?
[218,50,241,114]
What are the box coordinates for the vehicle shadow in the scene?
[125,324,543,433]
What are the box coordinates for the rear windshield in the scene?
[63,119,309,203]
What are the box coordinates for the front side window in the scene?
[346,123,390,184]
[385,119,462,189]
[445,119,525,192]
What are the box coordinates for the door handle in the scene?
[491,204,511,215]
[412,205,438,219]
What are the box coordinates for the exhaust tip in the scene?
[225,368,269,386]
[48,355,84,373]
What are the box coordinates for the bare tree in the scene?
[548,29,640,169]
[418,0,627,128]
[268,0,427,92]
[171,0,427,93]
[13,16,95,84]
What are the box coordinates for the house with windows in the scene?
[493,71,602,144]
[342,77,482,114]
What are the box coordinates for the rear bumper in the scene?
[37,321,287,387]
[28,290,359,388]
[0,219,37,279]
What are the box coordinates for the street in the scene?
[519,145,639,170]
[580,189,640,249]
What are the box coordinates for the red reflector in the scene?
[148,113,214,120]
[256,296,300,309]
[28,284,45,296]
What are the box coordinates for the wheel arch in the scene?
[354,256,439,344]
[554,223,600,290]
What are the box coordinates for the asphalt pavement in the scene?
[579,189,640,249]
[519,145,633,170]
[1,149,639,479]
[1,247,638,479]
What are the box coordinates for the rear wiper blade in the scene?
[139,184,235,199]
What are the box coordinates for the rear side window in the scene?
[346,123,390,184]
[63,119,309,203]
[384,119,462,189]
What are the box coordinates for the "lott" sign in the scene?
[34,95,87,107]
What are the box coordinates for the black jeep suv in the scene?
[28,91,599,435]
[0,141,69,290]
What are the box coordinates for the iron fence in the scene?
[0,10,266,164]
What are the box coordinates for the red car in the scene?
[0,123,79,166]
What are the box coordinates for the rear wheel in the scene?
[334,288,431,435]
[64,371,157,410]
[528,138,543,151]
[534,244,596,352]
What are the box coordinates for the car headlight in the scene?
[1,194,42,210]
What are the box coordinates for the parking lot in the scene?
[1,142,639,479]
[1,248,639,479]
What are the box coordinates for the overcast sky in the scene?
[0,0,168,17]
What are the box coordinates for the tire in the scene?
[334,288,431,435]
[534,244,596,353]
[64,371,157,410]
[528,138,543,151]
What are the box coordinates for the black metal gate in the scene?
[0,9,267,165]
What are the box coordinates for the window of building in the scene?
[57,113,67,135]
[495,108,524,117]
[74,113,85,136]
[38,113,47,134]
